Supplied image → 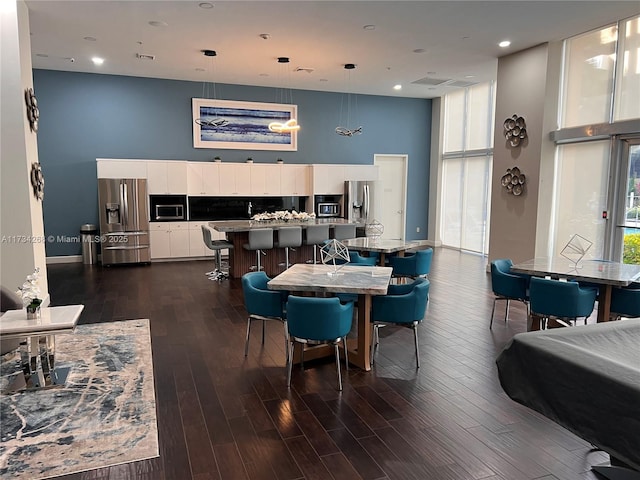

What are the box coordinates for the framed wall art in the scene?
[192,98,298,151]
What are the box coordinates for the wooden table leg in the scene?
[597,284,612,323]
[346,294,372,371]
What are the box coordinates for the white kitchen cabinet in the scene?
[344,165,379,181]
[250,164,281,195]
[281,165,311,196]
[188,222,215,257]
[219,163,251,195]
[188,162,220,195]
[312,165,345,194]
[96,159,147,179]
[147,161,188,194]
[150,222,190,259]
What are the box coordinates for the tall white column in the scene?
[1,0,49,301]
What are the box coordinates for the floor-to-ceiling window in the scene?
[551,14,640,262]
[440,82,495,254]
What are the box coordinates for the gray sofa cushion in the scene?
[1,286,24,355]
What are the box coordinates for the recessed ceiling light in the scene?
[499,40,511,48]
[83,36,97,42]
[363,25,375,31]
[464,75,475,78]
[199,2,213,8]
[413,48,426,54]
[148,20,168,27]
[259,33,271,40]
[92,57,104,65]
[393,84,402,91]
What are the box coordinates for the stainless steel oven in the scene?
[317,202,341,218]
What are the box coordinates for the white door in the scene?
[373,155,407,240]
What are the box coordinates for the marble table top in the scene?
[267,263,392,295]
[342,237,433,253]
[210,218,364,232]
[0,304,84,337]
[510,258,640,286]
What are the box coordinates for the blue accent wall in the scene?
[33,70,431,256]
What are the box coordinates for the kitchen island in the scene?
[210,218,363,278]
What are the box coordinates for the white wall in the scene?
[1,0,49,300]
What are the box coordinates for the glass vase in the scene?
[26,304,41,320]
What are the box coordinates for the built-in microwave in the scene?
[317,202,341,218]
[150,195,187,221]
[155,204,185,221]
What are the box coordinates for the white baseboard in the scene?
[46,255,83,264]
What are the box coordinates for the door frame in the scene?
[608,135,640,261]
[373,154,408,240]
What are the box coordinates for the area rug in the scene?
[0,319,158,479]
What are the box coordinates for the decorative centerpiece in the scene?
[251,210,316,222]
[365,220,384,241]
[17,267,42,319]
[320,239,350,276]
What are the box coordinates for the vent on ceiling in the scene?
[447,80,478,88]
[412,76,478,89]
[135,53,156,61]
[412,76,450,86]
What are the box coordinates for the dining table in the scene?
[267,263,393,371]
[510,257,640,327]
[341,237,433,266]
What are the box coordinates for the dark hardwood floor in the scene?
[46,249,607,480]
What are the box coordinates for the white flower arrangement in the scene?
[251,210,316,222]
[16,267,42,310]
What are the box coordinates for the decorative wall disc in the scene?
[503,114,526,147]
[501,167,525,196]
[30,162,45,200]
[25,88,40,133]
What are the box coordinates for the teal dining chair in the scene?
[528,276,597,329]
[389,248,433,280]
[241,271,288,361]
[490,259,530,328]
[285,296,354,391]
[370,278,430,368]
[609,283,640,320]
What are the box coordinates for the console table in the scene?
[0,304,84,392]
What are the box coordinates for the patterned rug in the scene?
[0,319,158,479]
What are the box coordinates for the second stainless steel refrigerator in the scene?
[98,178,150,265]
[344,180,375,223]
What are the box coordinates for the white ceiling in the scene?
[25,1,640,99]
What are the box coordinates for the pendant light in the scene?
[335,63,362,137]
[268,57,300,133]
[194,49,229,128]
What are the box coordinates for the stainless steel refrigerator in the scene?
[344,180,375,223]
[98,178,150,265]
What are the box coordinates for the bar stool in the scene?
[275,226,302,270]
[303,224,330,264]
[243,228,273,272]
[333,224,356,241]
[201,225,234,281]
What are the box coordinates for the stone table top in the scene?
[267,263,392,295]
[510,258,640,286]
[210,218,364,232]
[342,238,433,253]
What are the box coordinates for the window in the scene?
[441,82,495,254]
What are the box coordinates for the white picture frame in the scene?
[192,98,298,151]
